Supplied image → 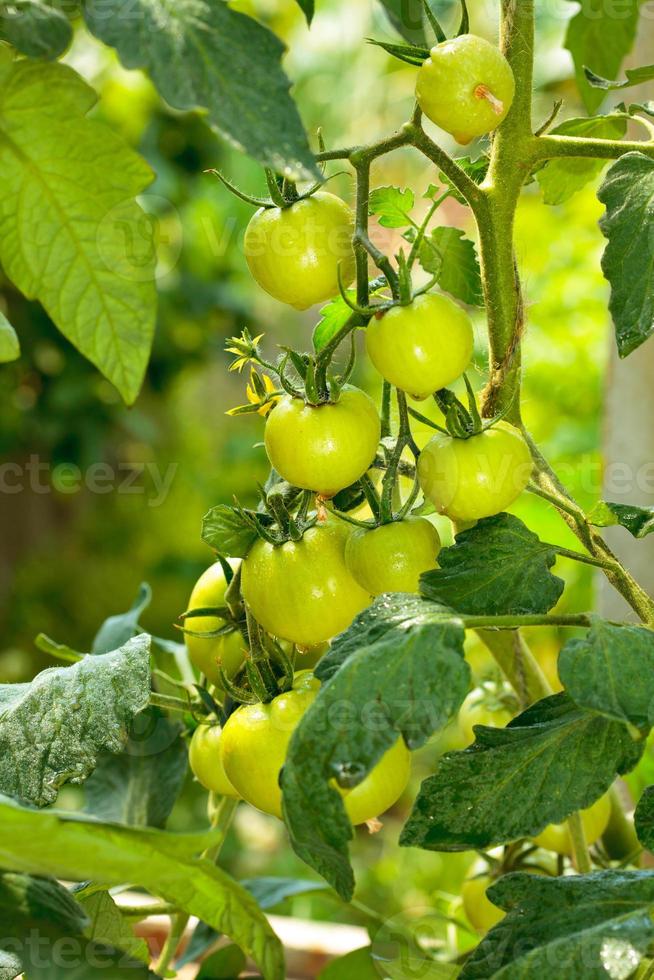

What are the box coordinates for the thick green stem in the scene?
[567,811,592,873]
[476,629,550,707]
[155,912,188,975]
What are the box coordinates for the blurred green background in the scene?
[0,0,636,957]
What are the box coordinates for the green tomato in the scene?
[241,519,370,647]
[189,723,240,798]
[264,385,381,497]
[185,562,245,688]
[365,293,474,400]
[533,795,612,856]
[416,34,515,145]
[461,875,505,933]
[244,191,356,310]
[458,688,514,745]
[221,671,411,822]
[345,517,441,595]
[417,420,533,522]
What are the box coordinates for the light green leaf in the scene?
[585,62,654,91]
[78,891,150,965]
[0,950,22,980]
[202,504,271,558]
[416,226,483,306]
[313,294,355,352]
[0,0,72,59]
[0,312,19,363]
[598,152,654,357]
[420,514,563,616]
[400,693,643,852]
[461,870,654,980]
[0,796,284,980]
[0,52,156,404]
[0,634,151,806]
[537,114,627,205]
[83,0,318,181]
[588,500,654,538]
[565,0,641,113]
[369,185,415,228]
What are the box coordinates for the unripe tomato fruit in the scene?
[345,517,441,595]
[241,520,370,646]
[185,562,245,688]
[458,688,514,745]
[264,386,381,497]
[533,795,611,856]
[365,293,474,400]
[461,875,505,933]
[417,421,533,522]
[244,191,356,310]
[221,671,411,822]
[189,723,240,798]
[416,34,515,145]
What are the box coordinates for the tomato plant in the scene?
[189,723,240,798]
[184,562,245,687]
[345,517,441,595]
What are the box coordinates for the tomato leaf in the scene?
[83,0,319,181]
[0,312,19,364]
[293,0,314,25]
[537,114,627,206]
[91,582,152,655]
[369,186,415,228]
[375,0,427,46]
[598,152,654,357]
[0,797,284,980]
[0,0,72,59]
[202,504,271,558]
[0,635,151,807]
[84,707,188,828]
[438,156,489,205]
[0,53,156,405]
[420,513,564,616]
[564,0,641,113]
[584,62,654,91]
[559,619,654,731]
[460,870,654,980]
[414,227,483,307]
[282,595,469,899]
[400,692,643,852]
[635,785,654,851]
[588,500,654,538]
[319,947,379,979]
[77,891,150,966]
[313,295,356,352]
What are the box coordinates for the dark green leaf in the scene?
[635,785,654,850]
[319,947,378,979]
[584,62,654,90]
[313,295,356,352]
[92,582,152,654]
[294,0,314,26]
[0,312,19,363]
[537,114,627,206]
[0,0,72,59]
[588,500,654,538]
[375,0,427,46]
[565,0,641,113]
[84,707,187,828]
[83,0,318,181]
[367,37,427,67]
[415,227,483,306]
[559,619,654,730]
[0,634,151,806]
[598,152,654,357]
[369,185,415,228]
[0,872,88,935]
[461,870,654,979]
[400,693,643,852]
[282,597,469,898]
[420,514,563,616]
[202,504,268,558]
[196,945,247,979]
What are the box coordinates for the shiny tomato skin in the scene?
[244,191,356,310]
[264,386,381,497]
[241,520,370,647]
[462,875,505,933]
[220,671,411,822]
[185,562,245,688]
[345,517,441,595]
[533,795,612,855]
[365,293,474,400]
[416,34,515,144]
[189,723,240,798]
[417,421,533,522]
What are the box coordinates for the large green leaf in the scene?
[0,634,151,806]
[559,619,654,730]
[537,115,627,205]
[400,693,642,852]
[0,796,284,980]
[419,514,564,616]
[415,226,483,307]
[588,500,654,538]
[0,0,72,59]
[0,52,156,405]
[461,870,654,979]
[282,595,469,899]
[92,583,152,654]
[83,0,318,181]
[565,0,641,112]
[0,312,19,363]
[78,890,150,965]
[598,152,654,357]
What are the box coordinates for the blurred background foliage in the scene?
[0,0,633,942]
